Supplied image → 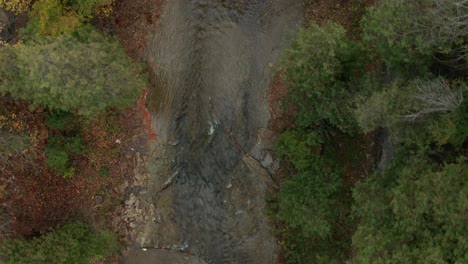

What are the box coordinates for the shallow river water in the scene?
[124,1,303,263]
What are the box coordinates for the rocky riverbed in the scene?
[121,1,304,263]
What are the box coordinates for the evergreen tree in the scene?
[353,157,468,263]
[0,27,145,116]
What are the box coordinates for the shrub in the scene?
[275,129,322,171]
[276,156,342,239]
[45,134,84,178]
[44,110,74,130]
[0,222,118,263]
[45,146,73,177]
[275,131,339,233]
[47,134,84,155]
[0,26,145,116]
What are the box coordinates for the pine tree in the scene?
[0,27,145,116]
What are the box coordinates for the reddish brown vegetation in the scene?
[138,87,157,141]
[114,0,165,60]
[113,0,164,140]
[268,70,297,133]
[0,0,169,240]
[335,131,379,185]
[0,95,151,239]
[305,0,376,37]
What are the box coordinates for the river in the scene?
[124,1,303,263]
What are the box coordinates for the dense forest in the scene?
[0,0,145,262]
[0,0,466,263]
[270,0,467,263]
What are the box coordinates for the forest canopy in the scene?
[271,0,467,263]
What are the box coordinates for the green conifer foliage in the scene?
[353,157,467,263]
[0,27,145,116]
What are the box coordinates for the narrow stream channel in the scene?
[125,1,303,263]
